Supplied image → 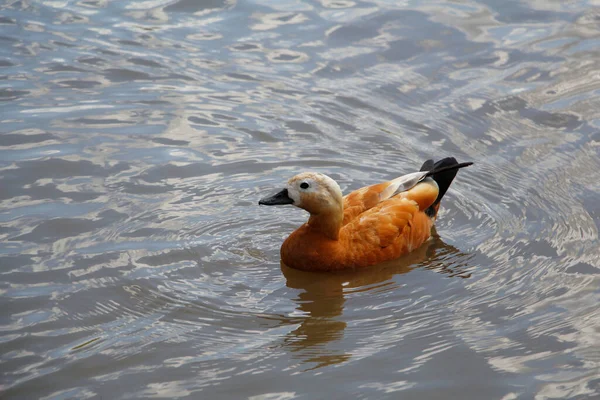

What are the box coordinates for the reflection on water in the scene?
[1,0,600,398]
[280,234,471,369]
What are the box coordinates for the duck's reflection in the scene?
[279,233,471,369]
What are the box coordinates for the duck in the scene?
[259,157,473,271]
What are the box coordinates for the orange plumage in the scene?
[259,158,472,271]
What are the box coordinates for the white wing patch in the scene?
[379,171,428,202]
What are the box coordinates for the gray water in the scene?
[1,0,600,399]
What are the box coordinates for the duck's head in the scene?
[259,172,343,215]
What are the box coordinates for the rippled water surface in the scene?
[2,0,600,398]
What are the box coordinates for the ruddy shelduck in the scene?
[259,157,473,271]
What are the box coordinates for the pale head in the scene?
[259,172,343,215]
[285,172,343,215]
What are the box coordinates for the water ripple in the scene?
[1,0,599,399]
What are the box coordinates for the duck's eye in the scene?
[300,182,309,189]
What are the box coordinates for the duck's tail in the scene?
[420,157,473,218]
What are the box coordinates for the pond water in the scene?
[1,0,600,398]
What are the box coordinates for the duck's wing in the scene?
[342,197,418,249]
[342,173,437,225]
[340,195,434,263]
[342,182,390,225]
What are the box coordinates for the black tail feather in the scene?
[420,157,472,216]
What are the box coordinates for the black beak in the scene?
[259,188,294,206]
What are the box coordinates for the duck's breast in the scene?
[280,225,345,271]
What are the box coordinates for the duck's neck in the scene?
[307,208,343,240]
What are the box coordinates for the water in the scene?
[1,0,599,398]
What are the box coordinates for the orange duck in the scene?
[259,157,472,271]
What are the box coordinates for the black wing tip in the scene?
[423,157,473,216]
[451,161,474,171]
[420,159,435,172]
[420,158,473,172]
[424,159,473,177]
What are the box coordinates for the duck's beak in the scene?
[259,188,294,206]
